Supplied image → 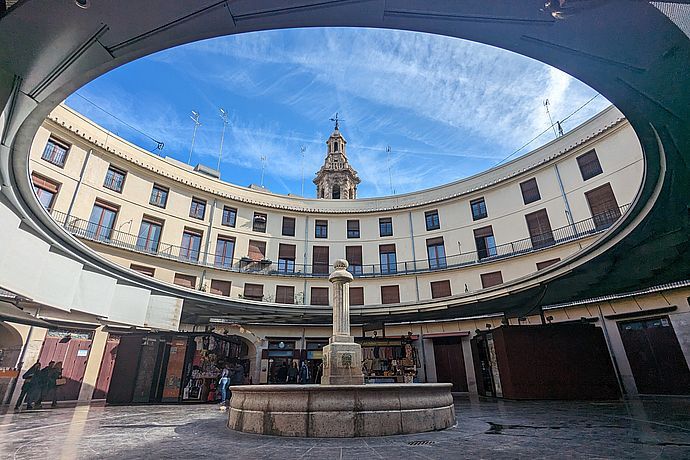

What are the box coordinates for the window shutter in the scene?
[536,258,560,270]
[282,217,295,236]
[244,283,263,300]
[31,173,60,193]
[473,226,493,239]
[426,237,444,247]
[345,246,363,265]
[275,285,295,304]
[130,264,155,277]
[210,280,231,296]
[525,209,554,248]
[173,273,196,288]
[577,150,603,180]
[585,183,621,229]
[279,243,296,259]
[311,287,330,305]
[349,287,364,306]
[248,240,266,261]
[312,246,329,274]
[381,285,400,304]
[379,244,396,254]
[520,178,541,204]
[430,280,452,299]
[347,220,360,232]
[480,271,503,288]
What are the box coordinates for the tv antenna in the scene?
[260,155,267,188]
[217,108,228,171]
[187,110,201,165]
[543,100,558,139]
[300,146,306,197]
[386,145,395,195]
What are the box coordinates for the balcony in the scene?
[50,204,629,279]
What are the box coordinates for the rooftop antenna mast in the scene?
[300,146,306,197]
[260,154,267,188]
[543,99,558,139]
[386,145,395,195]
[217,108,228,171]
[187,110,201,165]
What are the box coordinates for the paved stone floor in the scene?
[0,397,689,459]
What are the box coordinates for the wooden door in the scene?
[433,337,468,392]
[93,336,120,400]
[106,335,143,404]
[38,334,92,401]
[619,317,690,395]
[162,337,188,402]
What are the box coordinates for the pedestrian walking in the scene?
[14,362,41,411]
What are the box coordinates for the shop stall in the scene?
[357,334,418,383]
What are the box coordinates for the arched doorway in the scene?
[0,322,23,403]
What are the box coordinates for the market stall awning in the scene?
[0,300,55,327]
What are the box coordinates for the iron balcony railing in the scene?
[51,204,629,278]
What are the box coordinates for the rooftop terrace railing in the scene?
[51,204,629,279]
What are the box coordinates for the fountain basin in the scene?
[227,383,455,437]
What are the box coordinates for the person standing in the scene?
[230,362,245,386]
[287,361,299,384]
[218,364,230,404]
[27,361,53,409]
[276,362,288,384]
[298,361,310,384]
[48,361,63,407]
[14,362,41,411]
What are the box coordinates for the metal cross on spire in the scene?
[330,112,342,131]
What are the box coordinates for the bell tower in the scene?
[313,114,361,199]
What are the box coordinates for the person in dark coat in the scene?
[230,363,245,385]
[287,361,299,384]
[27,361,54,409]
[14,362,41,411]
[276,362,288,384]
[298,361,310,384]
[48,361,63,407]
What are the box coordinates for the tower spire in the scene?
[330,112,342,131]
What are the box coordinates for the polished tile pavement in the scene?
[0,397,689,459]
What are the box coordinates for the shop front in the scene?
[262,339,300,384]
[357,334,418,384]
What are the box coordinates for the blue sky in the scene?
[65,28,610,198]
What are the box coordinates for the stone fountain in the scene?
[228,260,455,437]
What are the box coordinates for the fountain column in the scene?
[321,259,364,385]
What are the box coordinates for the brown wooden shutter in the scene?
[379,244,396,254]
[312,246,329,274]
[282,217,295,236]
[525,209,554,248]
[430,280,452,299]
[248,240,266,261]
[536,258,560,270]
[426,237,444,247]
[347,220,360,233]
[279,243,296,259]
[480,271,503,288]
[349,287,364,306]
[311,287,330,305]
[473,225,494,239]
[210,280,231,296]
[130,264,155,277]
[275,285,295,304]
[31,172,60,193]
[585,183,621,229]
[345,246,363,265]
[243,283,263,300]
[520,178,541,204]
[381,285,400,304]
[577,149,603,180]
[173,273,196,288]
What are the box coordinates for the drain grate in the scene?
[407,440,435,446]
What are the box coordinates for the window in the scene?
[189,198,206,220]
[481,271,504,288]
[282,216,295,236]
[315,219,328,238]
[430,280,452,299]
[243,283,264,301]
[311,287,329,306]
[130,264,155,277]
[470,198,488,220]
[520,178,541,204]
[31,172,60,210]
[210,280,231,297]
[278,244,296,273]
[350,286,364,306]
[275,285,295,304]
[104,166,126,193]
[347,220,360,238]
[585,183,621,230]
[473,226,497,260]
[247,240,266,261]
[332,184,341,199]
[41,137,69,167]
[222,206,237,227]
[149,184,168,208]
[345,246,363,275]
[312,246,330,275]
[536,258,560,270]
[253,212,267,232]
[381,285,400,304]
[426,237,447,269]
[174,273,197,289]
[87,200,118,241]
[180,228,202,261]
[379,217,393,237]
[525,209,554,249]
[214,236,235,268]
[425,210,440,231]
[577,150,603,181]
[136,218,163,253]
[379,244,397,274]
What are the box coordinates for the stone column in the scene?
[321,259,364,385]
